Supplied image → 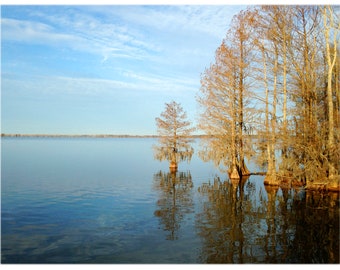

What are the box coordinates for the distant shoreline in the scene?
[1,134,158,139]
[1,134,209,139]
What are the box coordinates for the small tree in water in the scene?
[154,101,195,171]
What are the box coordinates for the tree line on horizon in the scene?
[154,5,339,192]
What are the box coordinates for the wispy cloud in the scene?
[2,71,198,99]
[119,69,198,92]
[1,10,158,62]
[94,5,242,39]
[30,7,163,59]
[89,6,244,70]
[1,6,244,94]
[2,6,243,63]
[1,18,81,45]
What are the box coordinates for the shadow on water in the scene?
[284,190,339,263]
[196,176,339,263]
[153,170,194,240]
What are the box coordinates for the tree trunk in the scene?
[281,25,289,173]
[323,6,338,189]
[238,36,250,177]
[267,45,279,186]
[230,82,240,180]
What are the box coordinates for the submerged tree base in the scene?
[306,181,340,193]
[229,165,240,180]
[326,175,340,192]
[268,172,340,192]
[169,162,178,173]
[327,186,340,192]
[264,174,280,186]
[241,163,250,176]
[228,163,250,181]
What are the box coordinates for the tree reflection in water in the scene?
[196,177,339,263]
[285,190,339,263]
[153,170,194,240]
[196,176,256,263]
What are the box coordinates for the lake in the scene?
[1,137,339,263]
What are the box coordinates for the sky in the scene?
[1,4,248,135]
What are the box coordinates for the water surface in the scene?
[1,137,338,263]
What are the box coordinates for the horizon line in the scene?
[1,133,210,138]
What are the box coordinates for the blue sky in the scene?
[1,5,246,135]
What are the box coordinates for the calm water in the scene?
[1,137,339,263]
